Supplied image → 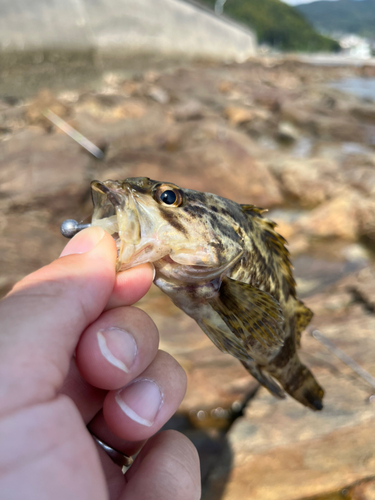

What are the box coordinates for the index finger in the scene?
[0,228,119,418]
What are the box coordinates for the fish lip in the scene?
[91,180,143,268]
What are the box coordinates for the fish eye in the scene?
[160,190,177,205]
[155,186,183,207]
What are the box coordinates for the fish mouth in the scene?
[91,180,124,208]
[90,180,142,269]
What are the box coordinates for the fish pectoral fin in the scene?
[210,277,285,350]
[294,299,313,348]
[241,360,286,399]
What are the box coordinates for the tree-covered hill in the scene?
[197,0,340,51]
[297,0,375,37]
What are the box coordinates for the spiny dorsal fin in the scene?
[211,276,285,350]
[294,299,313,348]
[241,204,296,297]
[241,204,268,216]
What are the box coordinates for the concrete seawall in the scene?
[0,0,257,65]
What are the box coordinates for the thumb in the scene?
[0,227,117,418]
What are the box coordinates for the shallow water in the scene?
[330,77,375,101]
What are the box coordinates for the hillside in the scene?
[297,0,375,37]
[197,0,339,51]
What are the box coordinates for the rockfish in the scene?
[90,177,324,410]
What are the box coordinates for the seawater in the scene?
[330,77,375,101]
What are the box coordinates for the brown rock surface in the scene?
[224,106,253,126]
[25,89,71,130]
[204,267,375,500]
[269,157,341,208]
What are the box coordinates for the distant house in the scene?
[339,34,371,59]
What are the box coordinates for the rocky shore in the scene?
[1,57,375,499]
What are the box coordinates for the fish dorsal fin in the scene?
[211,276,285,350]
[241,204,268,216]
[241,204,296,297]
[294,299,313,347]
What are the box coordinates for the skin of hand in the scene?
[0,227,201,500]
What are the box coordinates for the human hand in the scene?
[0,227,200,500]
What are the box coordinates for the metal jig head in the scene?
[60,219,91,238]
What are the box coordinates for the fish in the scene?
[90,177,324,411]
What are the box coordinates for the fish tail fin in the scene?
[273,359,324,411]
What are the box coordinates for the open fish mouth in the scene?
[91,180,122,252]
[90,180,142,268]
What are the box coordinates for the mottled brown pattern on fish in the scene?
[90,177,324,411]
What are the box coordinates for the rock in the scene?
[75,95,147,123]
[357,198,375,248]
[119,80,140,97]
[218,80,234,94]
[351,103,375,122]
[172,100,204,121]
[315,115,364,142]
[120,123,283,208]
[0,128,87,210]
[357,481,375,500]
[224,106,253,126]
[280,101,314,128]
[277,121,300,143]
[204,267,375,500]
[269,157,341,208]
[280,102,364,142]
[295,190,375,245]
[147,86,170,104]
[25,89,71,130]
[341,154,375,197]
[296,191,360,240]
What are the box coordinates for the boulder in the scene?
[296,191,360,240]
[269,157,341,208]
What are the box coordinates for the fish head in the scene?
[91,177,243,277]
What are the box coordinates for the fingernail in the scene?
[60,227,106,257]
[115,379,163,427]
[97,328,137,373]
[150,263,156,281]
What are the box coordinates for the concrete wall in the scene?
[0,0,256,63]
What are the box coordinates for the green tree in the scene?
[199,0,340,52]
